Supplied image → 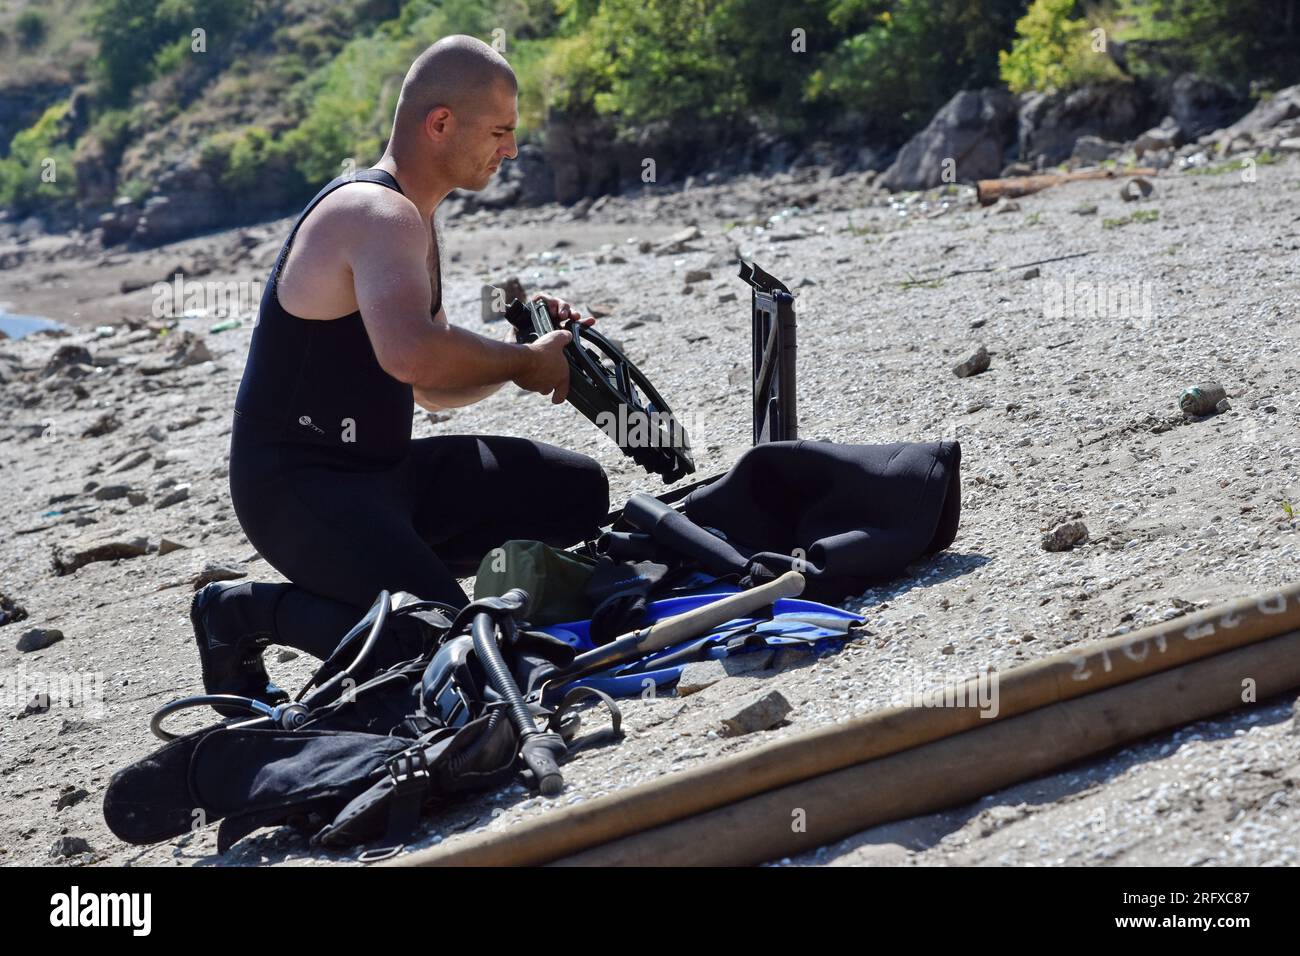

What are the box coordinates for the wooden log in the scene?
[390,582,1300,867]
[559,628,1300,865]
[976,167,1157,205]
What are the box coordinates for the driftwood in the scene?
[977,167,1157,205]
[392,582,1300,867]
[558,629,1300,865]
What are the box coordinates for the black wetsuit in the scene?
[227,169,608,660]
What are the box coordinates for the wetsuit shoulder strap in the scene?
[272,169,408,281]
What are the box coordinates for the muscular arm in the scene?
[347,199,531,396]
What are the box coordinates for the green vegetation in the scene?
[0,103,77,214]
[1188,149,1279,176]
[89,0,260,105]
[809,0,1026,135]
[1102,208,1159,229]
[999,0,1122,93]
[0,0,1296,227]
[15,10,48,49]
[1115,0,1298,89]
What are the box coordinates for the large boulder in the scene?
[544,112,627,204]
[1163,73,1242,140]
[544,110,759,202]
[73,133,117,209]
[1211,83,1300,146]
[877,88,1018,191]
[1018,83,1155,167]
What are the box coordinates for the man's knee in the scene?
[569,452,610,530]
[540,448,608,536]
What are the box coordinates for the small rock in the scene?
[127,491,148,506]
[154,484,191,508]
[1215,398,1231,413]
[191,562,247,590]
[41,345,93,379]
[1072,203,1099,216]
[1042,520,1089,553]
[17,627,64,652]
[1021,267,1040,280]
[655,226,703,255]
[720,689,792,737]
[137,331,213,374]
[56,787,89,811]
[52,531,150,574]
[81,412,120,438]
[717,291,737,303]
[953,346,991,378]
[92,484,132,501]
[276,648,300,664]
[941,643,956,655]
[112,449,152,473]
[157,537,189,556]
[49,835,93,858]
[683,269,712,285]
[637,313,663,323]
[22,692,52,716]
[677,660,727,696]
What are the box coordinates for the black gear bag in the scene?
[103,589,620,860]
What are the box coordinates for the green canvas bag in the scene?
[473,539,598,625]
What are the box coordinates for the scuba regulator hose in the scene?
[470,589,568,797]
[150,590,396,741]
[150,695,310,742]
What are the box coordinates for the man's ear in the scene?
[424,106,452,141]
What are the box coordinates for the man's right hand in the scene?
[513,329,573,404]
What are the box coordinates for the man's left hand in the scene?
[533,292,596,329]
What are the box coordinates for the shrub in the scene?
[0,103,77,214]
[16,10,48,50]
[809,0,1027,136]
[1112,0,1300,89]
[999,0,1123,93]
[89,0,257,105]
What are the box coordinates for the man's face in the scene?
[452,80,518,191]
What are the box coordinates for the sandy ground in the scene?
[1,157,1298,867]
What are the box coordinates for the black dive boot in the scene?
[190,581,290,718]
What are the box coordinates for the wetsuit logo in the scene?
[298,415,325,435]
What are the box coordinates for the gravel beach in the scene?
[1,152,1297,866]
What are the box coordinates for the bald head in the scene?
[394,35,516,134]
